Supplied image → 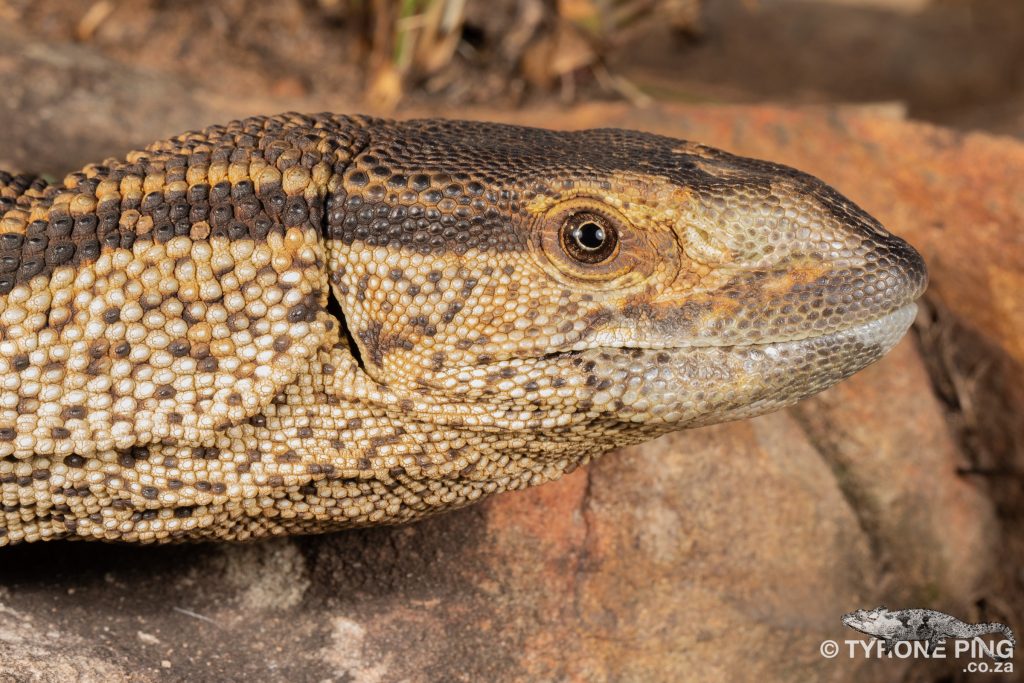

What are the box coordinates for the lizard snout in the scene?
[661,167,929,348]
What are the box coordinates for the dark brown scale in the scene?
[210,180,231,203]
[188,183,209,203]
[141,192,163,213]
[63,405,88,419]
[264,191,287,221]
[168,339,190,356]
[287,304,309,323]
[210,204,234,229]
[235,198,260,222]
[169,198,190,222]
[190,204,210,224]
[193,446,219,460]
[284,198,310,226]
[0,234,23,252]
[251,214,274,239]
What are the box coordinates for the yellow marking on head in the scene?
[761,261,833,297]
[708,295,742,318]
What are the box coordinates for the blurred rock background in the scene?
[0,1,1021,681]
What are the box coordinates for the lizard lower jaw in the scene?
[574,302,917,428]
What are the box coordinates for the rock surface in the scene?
[0,35,1020,683]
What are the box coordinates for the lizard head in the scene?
[842,607,895,635]
[328,119,926,453]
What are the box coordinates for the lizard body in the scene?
[0,113,926,544]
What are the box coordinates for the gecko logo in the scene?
[835,606,1016,664]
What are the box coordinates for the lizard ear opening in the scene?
[326,286,366,372]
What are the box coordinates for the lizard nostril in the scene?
[681,223,730,265]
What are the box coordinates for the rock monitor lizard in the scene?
[0,113,927,545]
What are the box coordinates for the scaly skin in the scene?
[0,113,926,544]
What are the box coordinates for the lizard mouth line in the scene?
[590,302,919,353]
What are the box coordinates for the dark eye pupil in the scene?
[574,222,605,250]
[560,211,619,264]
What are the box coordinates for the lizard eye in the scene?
[561,212,619,264]
[537,199,658,283]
